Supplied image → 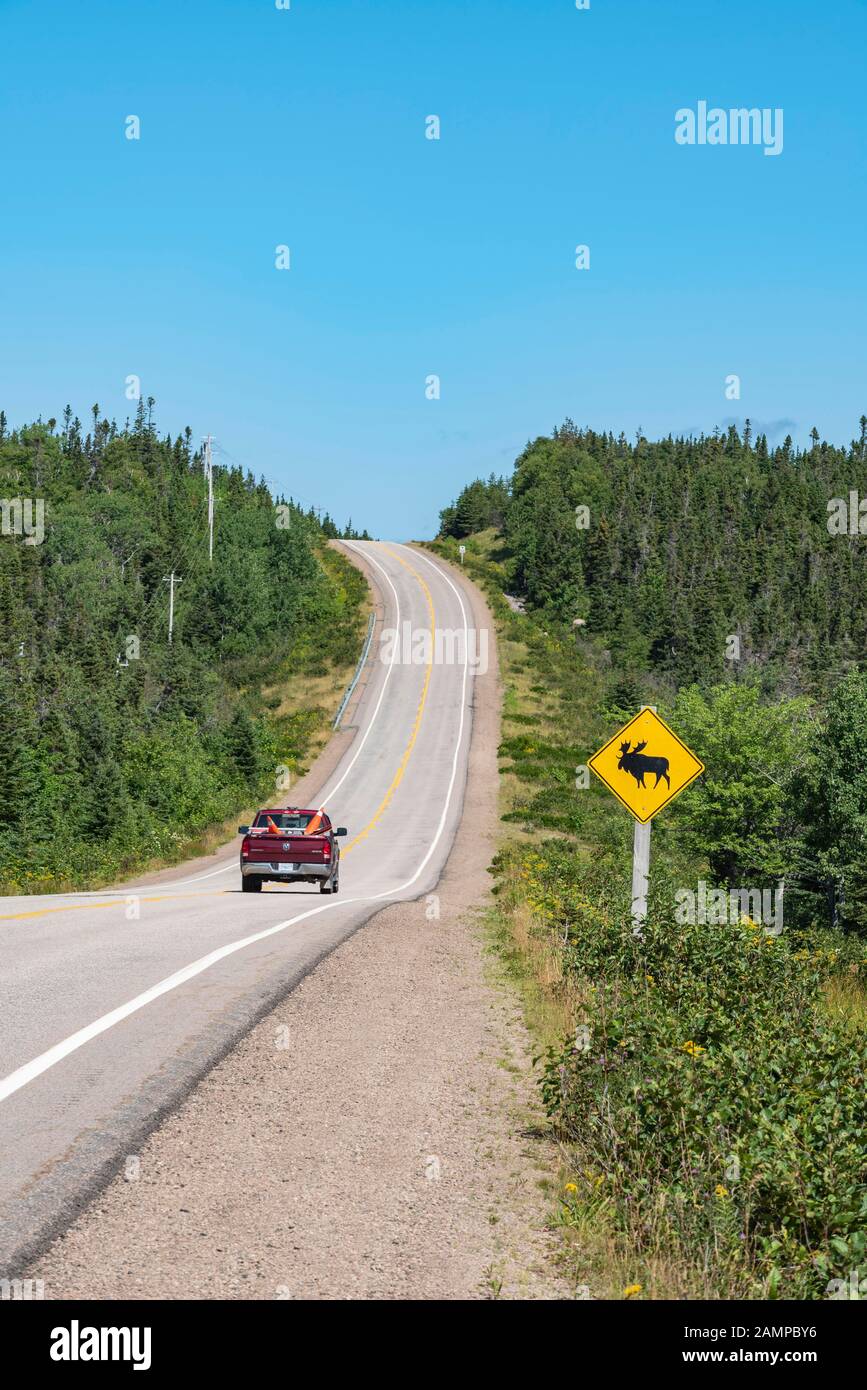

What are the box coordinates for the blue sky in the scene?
[1,0,865,537]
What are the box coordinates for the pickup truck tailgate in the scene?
[243,834,331,865]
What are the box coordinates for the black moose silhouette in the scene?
[618,740,670,790]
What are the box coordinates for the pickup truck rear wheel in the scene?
[242,876,262,893]
[319,876,335,894]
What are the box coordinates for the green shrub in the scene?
[517,841,867,1297]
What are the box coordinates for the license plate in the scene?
[278,863,299,872]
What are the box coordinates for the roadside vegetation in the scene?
[0,403,367,892]
[432,422,867,1299]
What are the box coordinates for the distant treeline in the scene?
[0,401,366,890]
[440,418,867,697]
[320,515,373,541]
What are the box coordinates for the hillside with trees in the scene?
[0,401,366,891]
[433,420,867,1297]
[440,420,867,932]
[442,420,867,698]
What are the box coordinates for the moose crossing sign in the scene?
[589,707,704,823]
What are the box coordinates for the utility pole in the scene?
[203,434,214,566]
[163,571,181,644]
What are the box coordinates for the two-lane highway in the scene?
[0,542,482,1274]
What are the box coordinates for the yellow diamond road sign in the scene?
[589,708,704,823]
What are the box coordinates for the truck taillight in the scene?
[241,839,250,859]
[323,842,331,859]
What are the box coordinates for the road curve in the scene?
[0,542,481,1275]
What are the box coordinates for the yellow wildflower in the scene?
[623,1283,642,1299]
[715,1185,729,1198]
[682,1040,705,1057]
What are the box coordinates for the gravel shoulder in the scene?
[29,554,567,1301]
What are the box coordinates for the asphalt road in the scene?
[0,542,479,1275]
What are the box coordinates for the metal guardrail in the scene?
[333,611,376,729]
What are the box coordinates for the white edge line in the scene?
[315,542,401,807]
[0,545,471,1106]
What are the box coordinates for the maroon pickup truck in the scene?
[238,808,347,894]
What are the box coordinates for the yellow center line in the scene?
[342,546,436,856]
[0,890,227,923]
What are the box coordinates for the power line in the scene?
[123,497,209,641]
[210,440,329,517]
